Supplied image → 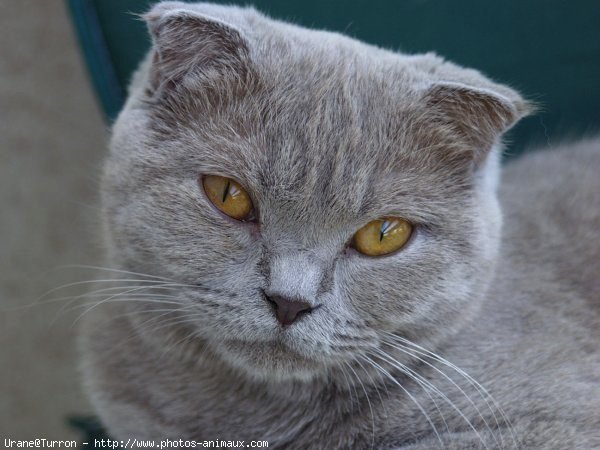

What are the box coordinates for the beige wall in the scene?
[0,0,107,439]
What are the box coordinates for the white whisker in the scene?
[55,264,176,282]
[346,361,376,449]
[371,348,451,436]
[380,335,503,448]
[382,331,518,448]
[354,356,392,431]
[372,347,488,449]
[69,284,192,326]
[52,285,185,319]
[340,361,360,410]
[359,354,444,448]
[105,309,200,357]
[157,317,205,361]
[64,297,186,314]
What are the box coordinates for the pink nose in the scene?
[264,294,314,326]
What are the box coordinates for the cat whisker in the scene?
[112,307,194,322]
[156,316,207,362]
[1,279,185,314]
[106,308,201,358]
[186,328,215,369]
[382,331,518,449]
[31,280,189,315]
[359,354,444,448]
[345,360,376,450]
[69,283,193,326]
[380,335,504,448]
[78,292,184,300]
[339,362,359,410]
[61,287,240,324]
[63,298,189,330]
[62,296,186,315]
[370,347,451,437]
[55,264,177,282]
[371,347,488,449]
[353,356,392,433]
[101,305,196,340]
[53,285,182,302]
[40,278,187,299]
[378,346,452,436]
[51,284,186,319]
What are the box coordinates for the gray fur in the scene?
[80,2,600,448]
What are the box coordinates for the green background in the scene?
[67,0,600,157]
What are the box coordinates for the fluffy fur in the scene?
[80,2,600,448]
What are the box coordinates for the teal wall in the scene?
[68,0,600,156]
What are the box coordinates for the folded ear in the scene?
[143,2,249,95]
[423,81,533,165]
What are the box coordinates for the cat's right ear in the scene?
[143,2,250,96]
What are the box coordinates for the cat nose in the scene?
[264,294,314,327]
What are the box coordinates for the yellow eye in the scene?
[202,175,254,221]
[352,217,413,256]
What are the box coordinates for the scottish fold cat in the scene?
[79,2,600,448]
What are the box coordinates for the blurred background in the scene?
[0,1,105,439]
[1,0,598,440]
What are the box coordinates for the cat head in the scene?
[102,1,530,381]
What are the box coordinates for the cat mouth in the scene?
[223,335,311,359]
[217,335,326,378]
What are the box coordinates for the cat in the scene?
[79,2,600,448]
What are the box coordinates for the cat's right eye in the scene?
[202,175,255,221]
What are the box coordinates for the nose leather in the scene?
[264,294,313,326]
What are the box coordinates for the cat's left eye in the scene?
[202,175,255,221]
[352,217,413,257]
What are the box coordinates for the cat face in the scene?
[102,2,529,381]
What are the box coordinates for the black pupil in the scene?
[222,181,230,203]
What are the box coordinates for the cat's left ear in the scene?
[422,81,533,165]
[143,2,250,95]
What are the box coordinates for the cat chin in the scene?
[214,338,331,382]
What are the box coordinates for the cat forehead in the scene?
[143,9,485,186]
[134,4,514,226]
[141,1,528,195]
[144,55,469,223]
[152,107,467,229]
[151,51,440,182]
[147,6,438,147]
